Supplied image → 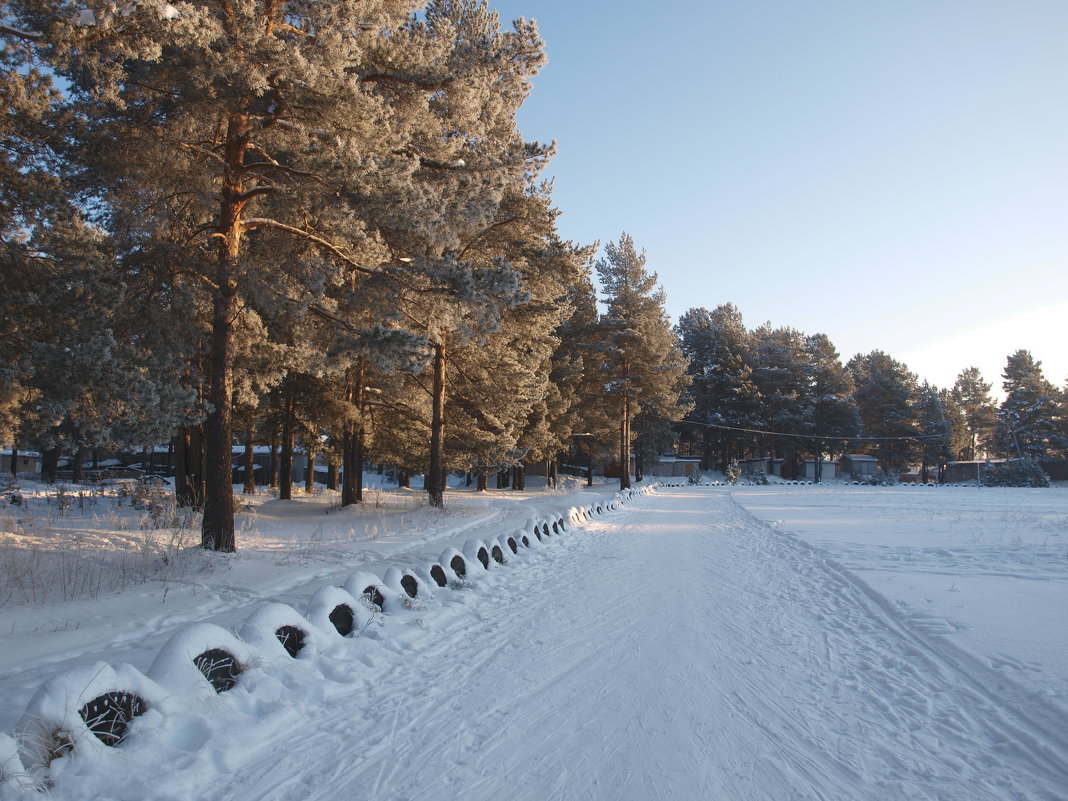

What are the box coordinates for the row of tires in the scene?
[660,479,984,488]
[1,486,655,789]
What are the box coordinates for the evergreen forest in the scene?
[2,1,1065,552]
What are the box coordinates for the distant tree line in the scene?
[675,304,1068,481]
[0,1,690,551]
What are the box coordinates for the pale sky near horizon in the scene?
[490,0,1068,396]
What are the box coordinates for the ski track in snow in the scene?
[7,486,1068,800]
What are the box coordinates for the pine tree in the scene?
[749,323,812,457]
[916,382,953,482]
[847,350,919,473]
[950,367,996,460]
[995,350,1062,459]
[8,0,549,545]
[593,234,689,489]
[553,267,613,482]
[804,333,859,481]
[675,305,759,468]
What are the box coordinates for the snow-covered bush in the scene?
[725,460,741,484]
[852,470,897,486]
[0,732,40,795]
[982,458,1050,488]
[742,467,769,486]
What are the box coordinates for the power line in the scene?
[679,418,943,444]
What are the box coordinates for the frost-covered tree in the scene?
[5,0,550,546]
[454,190,592,489]
[949,366,996,460]
[916,382,953,482]
[674,305,759,468]
[847,350,919,473]
[593,234,689,490]
[749,323,812,455]
[552,266,614,480]
[804,333,859,481]
[995,350,1063,459]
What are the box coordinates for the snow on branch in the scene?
[239,218,376,275]
[0,23,44,40]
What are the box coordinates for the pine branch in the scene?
[360,73,453,92]
[233,185,276,203]
[457,216,519,260]
[240,218,376,274]
[179,141,228,167]
[0,24,43,41]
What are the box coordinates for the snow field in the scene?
[6,481,1062,799]
[727,484,1068,708]
[202,484,1066,801]
[0,490,650,800]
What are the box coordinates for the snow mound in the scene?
[15,662,167,771]
[306,586,369,638]
[462,539,492,571]
[438,547,469,582]
[343,570,397,612]
[238,603,322,660]
[149,623,254,696]
[384,566,430,602]
[498,532,520,556]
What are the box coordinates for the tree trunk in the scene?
[201,112,252,552]
[342,430,356,506]
[279,396,295,501]
[201,268,237,550]
[354,427,365,503]
[326,461,338,492]
[268,434,279,489]
[72,448,84,484]
[341,363,366,507]
[304,445,316,493]
[42,446,58,483]
[619,394,632,490]
[173,431,190,506]
[427,339,446,508]
[243,418,256,494]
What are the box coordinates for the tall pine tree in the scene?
[592,234,689,489]
[996,350,1062,459]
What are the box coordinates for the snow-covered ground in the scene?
[1,479,1066,800]
[729,484,1068,710]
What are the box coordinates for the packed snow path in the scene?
[19,486,1068,800]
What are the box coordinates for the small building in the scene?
[837,454,880,477]
[943,460,1006,484]
[736,457,770,476]
[649,455,703,478]
[800,458,837,482]
[0,450,42,477]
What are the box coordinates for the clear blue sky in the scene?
[491,0,1068,394]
